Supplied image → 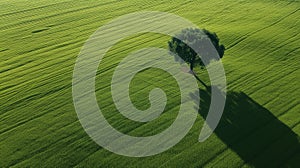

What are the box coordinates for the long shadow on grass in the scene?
[197,87,300,167]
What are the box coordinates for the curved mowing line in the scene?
[0,73,180,137]
[229,64,296,92]
[1,32,171,101]
[230,68,286,93]
[273,100,300,117]
[10,103,182,167]
[0,88,70,134]
[0,0,74,17]
[0,76,180,156]
[0,40,82,76]
[0,0,169,41]
[0,19,172,80]
[285,46,300,57]
[0,0,124,30]
[0,0,171,31]
[245,68,298,96]
[0,60,74,105]
[0,45,81,89]
[226,7,300,50]
[7,121,85,167]
[217,28,299,91]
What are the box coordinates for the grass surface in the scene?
[0,0,300,167]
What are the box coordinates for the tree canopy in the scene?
[168,28,225,71]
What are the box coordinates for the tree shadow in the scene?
[192,72,209,89]
[197,87,300,167]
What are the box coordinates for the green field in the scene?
[1,0,300,167]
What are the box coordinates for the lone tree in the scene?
[168,28,225,87]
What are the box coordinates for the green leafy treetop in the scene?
[168,28,225,88]
[168,28,225,71]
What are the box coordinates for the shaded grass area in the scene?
[198,88,300,167]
